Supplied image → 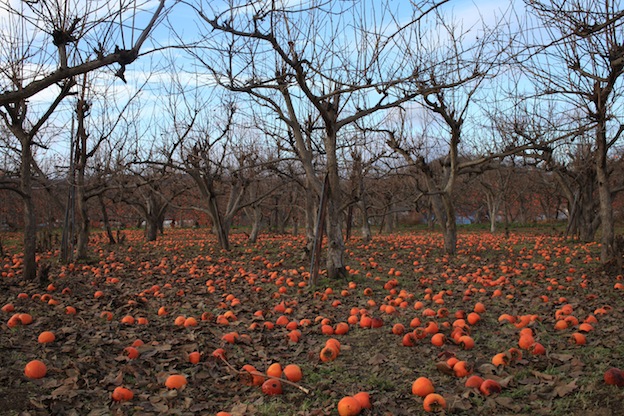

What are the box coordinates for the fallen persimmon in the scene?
[422,393,446,412]
[111,386,133,402]
[261,378,282,395]
[24,360,47,379]
[337,396,362,416]
[411,376,435,397]
[283,364,302,382]
[353,391,371,409]
[165,374,187,389]
[479,379,502,396]
[37,331,55,344]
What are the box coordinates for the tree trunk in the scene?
[382,200,395,233]
[325,196,346,279]
[21,136,37,281]
[277,209,288,234]
[146,216,159,242]
[596,128,615,262]
[304,180,317,255]
[442,194,457,255]
[325,129,346,279]
[209,195,230,251]
[345,204,353,241]
[249,204,262,243]
[76,192,89,259]
[293,216,299,236]
[60,153,75,263]
[75,97,89,260]
[484,192,500,233]
[98,194,116,244]
[358,198,372,244]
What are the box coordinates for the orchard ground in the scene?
[1,227,623,415]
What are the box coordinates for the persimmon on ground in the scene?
[604,368,624,387]
[480,379,502,396]
[24,360,46,379]
[37,331,55,343]
[283,364,303,382]
[261,379,283,395]
[352,392,371,409]
[188,351,201,364]
[412,377,435,397]
[337,396,362,416]
[266,362,282,378]
[1,229,621,414]
[111,386,133,402]
[165,374,187,389]
[241,365,264,386]
[423,393,446,412]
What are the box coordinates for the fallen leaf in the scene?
[554,379,577,397]
[495,396,522,411]
[368,353,387,365]
[550,353,574,362]
[531,370,556,382]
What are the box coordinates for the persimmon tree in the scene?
[0,0,170,280]
[548,141,600,241]
[153,80,282,249]
[475,162,515,233]
[376,5,517,254]
[518,0,624,263]
[64,73,149,259]
[117,167,188,242]
[184,0,475,279]
[180,122,280,250]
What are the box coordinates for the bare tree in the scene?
[0,0,170,280]
[476,162,514,233]
[518,0,624,263]
[184,0,486,278]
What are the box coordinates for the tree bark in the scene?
[74,96,90,259]
[21,135,37,281]
[146,217,159,242]
[98,194,116,244]
[325,129,346,279]
[359,198,372,244]
[304,178,317,255]
[248,204,262,243]
[596,125,615,262]
[442,194,457,255]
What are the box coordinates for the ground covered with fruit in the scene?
[1,228,623,415]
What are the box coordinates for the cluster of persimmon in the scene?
[239,362,303,396]
[431,350,473,379]
[4,301,51,382]
[558,303,611,346]
[122,339,145,360]
[337,392,371,416]
[119,314,148,325]
[6,311,33,328]
[411,377,447,412]
[397,303,481,351]
[495,314,547,355]
[465,376,502,396]
[320,338,341,362]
